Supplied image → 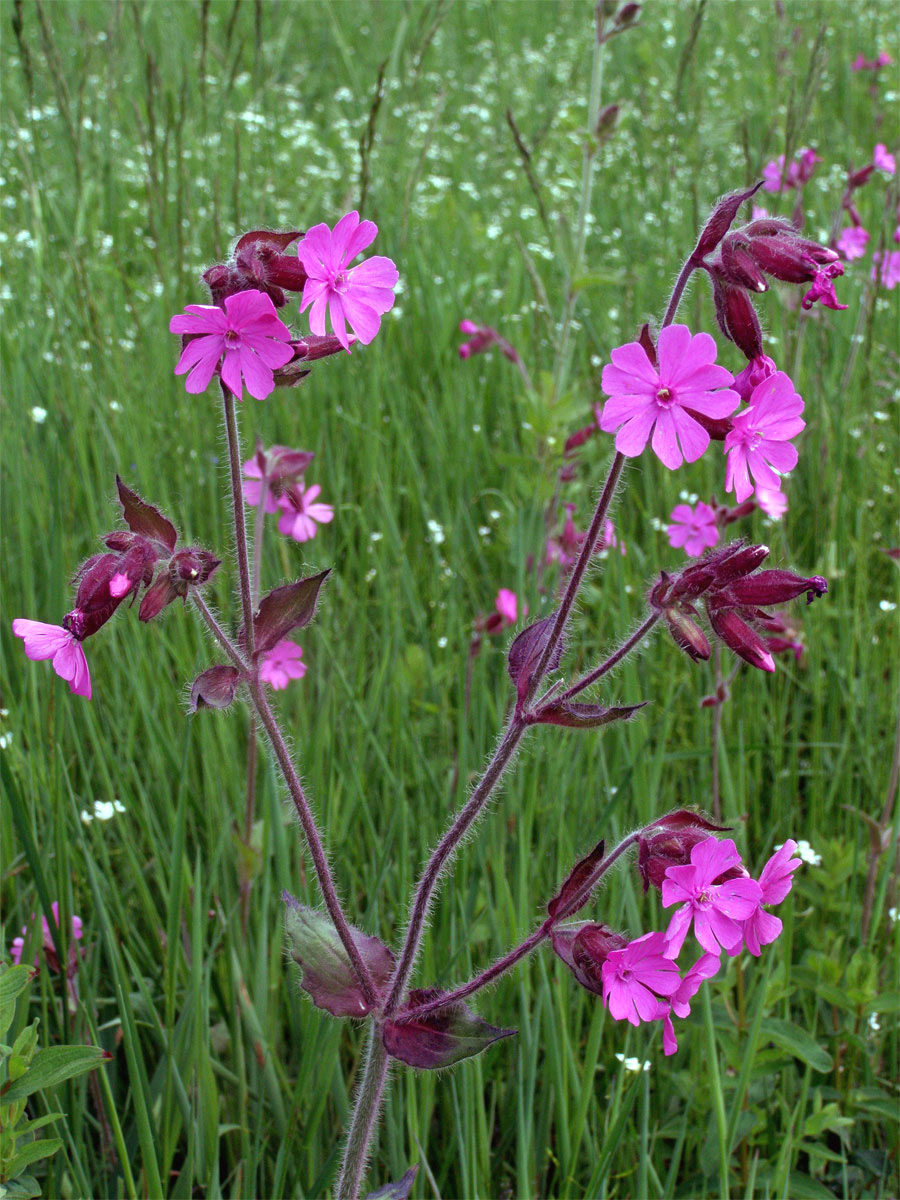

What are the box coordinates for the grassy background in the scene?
[1,0,898,1196]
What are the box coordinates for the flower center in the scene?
[224,329,241,348]
[656,386,675,408]
[749,431,764,450]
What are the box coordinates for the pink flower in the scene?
[751,204,770,221]
[801,261,849,311]
[12,620,91,699]
[109,572,131,598]
[11,902,84,971]
[276,484,334,543]
[495,588,520,625]
[756,486,788,520]
[258,639,307,690]
[242,455,281,513]
[873,143,896,176]
[733,354,778,402]
[660,952,720,1055]
[667,502,720,557]
[741,840,801,956]
[600,931,682,1026]
[170,289,294,400]
[661,837,762,959]
[836,225,870,261]
[297,211,398,352]
[724,371,805,503]
[599,325,739,470]
[872,250,900,290]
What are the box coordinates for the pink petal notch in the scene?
[297,212,399,352]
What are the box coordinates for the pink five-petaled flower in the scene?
[873,143,897,176]
[660,952,721,1055]
[661,837,762,959]
[741,839,802,956]
[12,620,91,699]
[836,226,870,262]
[258,639,307,690]
[11,902,84,970]
[667,501,720,558]
[801,262,849,311]
[600,931,682,1026]
[599,325,739,471]
[724,371,805,504]
[170,289,294,400]
[297,211,399,352]
[276,485,334,543]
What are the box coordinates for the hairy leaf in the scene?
[116,476,177,552]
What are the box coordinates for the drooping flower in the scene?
[258,639,307,690]
[741,840,802,956]
[11,901,84,971]
[170,289,294,400]
[297,211,399,352]
[12,620,91,699]
[724,371,805,503]
[836,225,870,261]
[873,143,897,176]
[661,837,762,959]
[600,931,682,1025]
[801,262,849,311]
[872,250,900,290]
[599,325,739,470]
[667,501,720,557]
[242,444,314,512]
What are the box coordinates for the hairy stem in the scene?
[384,719,526,1014]
[242,479,270,934]
[400,919,554,1022]
[661,258,699,328]
[557,610,660,704]
[523,450,626,708]
[221,385,255,659]
[249,680,378,1008]
[335,1025,390,1200]
[190,591,248,672]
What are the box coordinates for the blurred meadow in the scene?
[1,0,899,1197]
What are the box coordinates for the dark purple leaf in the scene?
[190,665,241,711]
[116,476,178,552]
[383,989,516,1069]
[364,1165,419,1200]
[253,570,330,655]
[283,893,394,1018]
[548,838,605,919]
[646,808,731,832]
[507,613,563,703]
[534,701,646,728]
[234,229,302,254]
[692,181,764,262]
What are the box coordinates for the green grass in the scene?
[1,1,898,1197]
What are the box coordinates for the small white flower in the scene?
[30,406,48,423]
[80,809,94,824]
[426,519,445,545]
[437,637,448,648]
[868,1012,880,1032]
[0,732,11,750]
[489,510,501,521]
[369,531,383,542]
[615,1054,650,1072]
[793,839,822,866]
[888,906,898,924]
[93,801,116,820]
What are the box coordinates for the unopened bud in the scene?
[706,605,776,672]
[727,569,827,607]
[594,103,620,141]
[614,2,640,27]
[638,827,711,892]
[664,605,711,662]
[711,274,764,359]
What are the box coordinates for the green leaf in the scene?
[4,1137,64,1178]
[2,1045,110,1102]
[0,967,35,1041]
[758,1018,833,1073]
[0,1173,42,1199]
[782,1172,843,1200]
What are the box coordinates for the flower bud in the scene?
[706,605,776,672]
[552,923,627,995]
[711,273,764,359]
[747,230,839,284]
[638,827,711,892]
[726,570,827,607]
[664,605,711,662]
[719,234,769,292]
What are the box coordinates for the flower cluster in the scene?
[555,830,801,1054]
[761,147,821,194]
[11,901,84,974]
[650,541,827,672]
